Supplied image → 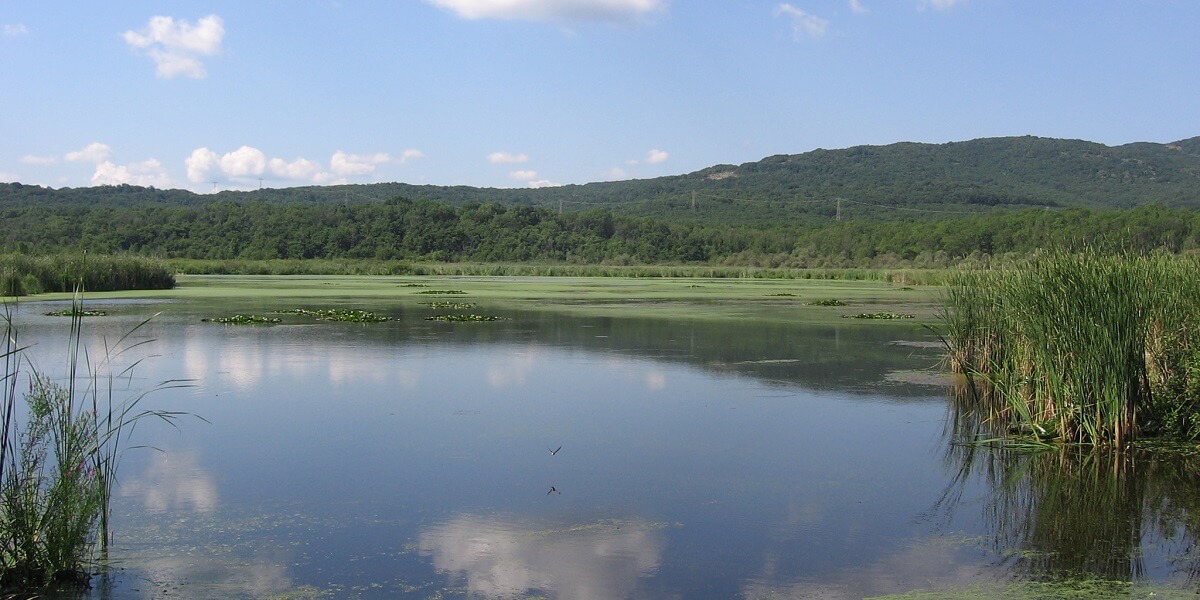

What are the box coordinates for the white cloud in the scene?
[65,142,113,164]
[185,147,219,182]
[398,149,426,163]
[646,148,669,164]
[269,157,325,181]
[920,0,963,9]
[849,0,869,14]
[509,170,539,181]
[3,24,29,37]
[0,171,19,182]
[776,4,829,39]
[91,159,172,187]
[123,15,225,79]
[331,151,391,176]
[528,179,560,188]
[20,155,56,165]
[219,146,267,177]
[604,166,629,180]
[488,151,530,164]
[427,0,665,24]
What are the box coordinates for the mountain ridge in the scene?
[3,135,1198,224]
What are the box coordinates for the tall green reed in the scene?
[0,253,175,296]
[1,296,190,591]
[943,251,1200,446]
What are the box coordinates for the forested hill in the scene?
[3,135,1198,224]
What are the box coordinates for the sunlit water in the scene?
[6,297,1199,598]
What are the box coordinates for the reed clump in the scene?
[0,254,175,296]
[2,299,188,592]
[943,251,1200,446]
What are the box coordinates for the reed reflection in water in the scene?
[942,389,1200,583]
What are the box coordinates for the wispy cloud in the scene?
[849,0,869,15]
[920,0,965,10]
[488,151,530,164]
[123,15,225,79]
[427,0,665,25]
[509,170,539,181]
[65,142,113,164]
[3,24,29,37]
[776,4,829,39]
[646,148,669,164]
[20,155,57,165]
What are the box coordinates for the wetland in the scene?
[4,275,1199,598]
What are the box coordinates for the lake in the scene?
[6,277,1199,599]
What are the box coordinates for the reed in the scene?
[1,297,189,591]
[0,253,175,296]
[943,251,1200,445]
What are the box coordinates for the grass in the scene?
[1,296,191,592]
[1,254,175,297]
[164,258,952,284]
[942,250,1200,446]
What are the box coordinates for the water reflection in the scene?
[942,397,1200,583]
[419,514,665,599]
[119,451,219,513]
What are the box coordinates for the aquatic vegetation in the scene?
[274,308,392,323]
[419,301,477,309]
[201,314,281,325]
[1,253,174,296]
[808,299,846,306]
[415,289,467,295]
[942,251,1200,445]
[2,298,190,592]
[844,312,914,319]
[424,314,503,322]
[43,309,108,317]
[765,292,796,297]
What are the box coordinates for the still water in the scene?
[8,297,1200,598]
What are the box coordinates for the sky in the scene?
[1,1,1198,193]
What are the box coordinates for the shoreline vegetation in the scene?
[2,297,189,593]
[1,254,174,297]
[943,250,1200,446]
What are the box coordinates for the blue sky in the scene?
[2,1,1197,193]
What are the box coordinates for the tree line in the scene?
[4,198,1200,267]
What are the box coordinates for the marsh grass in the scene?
[1,296,191,592]
[1,254,175,297]
[943,251,1200,445]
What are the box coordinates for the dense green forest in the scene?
[3,198,1199,267]
[3,135,1199,267]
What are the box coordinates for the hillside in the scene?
[3,135,1198,224]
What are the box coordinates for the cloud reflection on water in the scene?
[119,450,219,513]
[419,514,665,599]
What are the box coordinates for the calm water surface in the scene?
[8,296,1199,598]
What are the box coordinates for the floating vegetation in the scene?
[202,314,282,325]
[420,301,477,309]
[424,314,503,322]
[400,283,429,288]
[844,312,914,319]
[415,289,466,295]
[274,308,391,322]
[44,308,108,317]
[766,292,796,297]
[807,299,845,306]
